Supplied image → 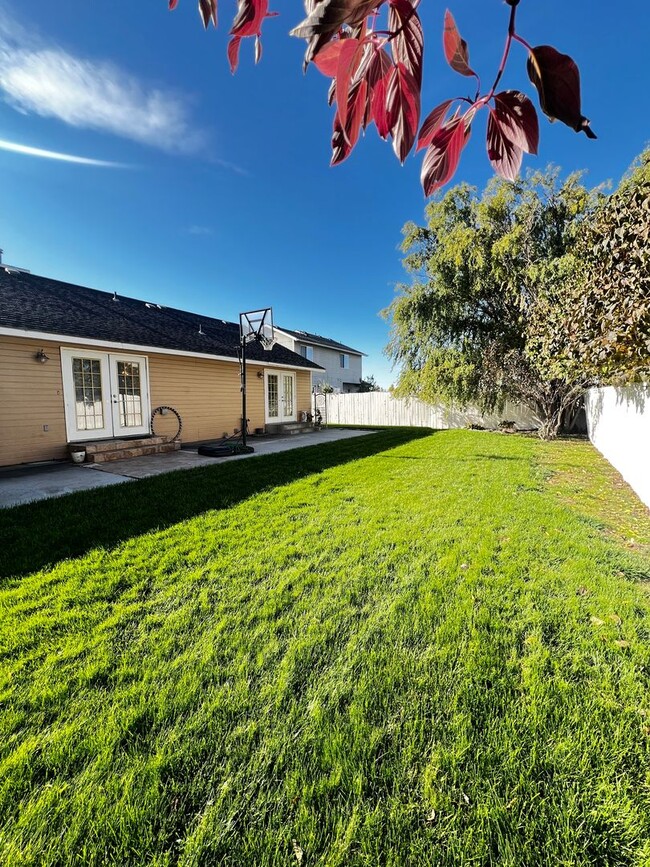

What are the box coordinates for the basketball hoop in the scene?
[236,307,275,452]
[239,308,275,349]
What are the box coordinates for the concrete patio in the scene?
[0,428,375,509]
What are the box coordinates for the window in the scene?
[300,345,314,361]
[339,353,349,369]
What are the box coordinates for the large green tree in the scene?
[384,169,599,439]
[528,150,650,383]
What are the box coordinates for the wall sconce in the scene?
[256,370,264,379]
[35,348,49,364]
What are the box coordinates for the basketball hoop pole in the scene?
[239,307,274,453]
[240,328,249,450]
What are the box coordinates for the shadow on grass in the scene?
[0,428,432,580]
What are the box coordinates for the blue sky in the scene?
[0,0,647,387]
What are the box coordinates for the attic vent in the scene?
[145,302,162,309]
[198,324,205,335]
[112,291,118,301]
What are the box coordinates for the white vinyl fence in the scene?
[585,384,650,509]
[316,391,540,431]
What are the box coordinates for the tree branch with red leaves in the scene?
[169,0,596,195]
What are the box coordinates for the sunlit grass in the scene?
[1,430,650,866]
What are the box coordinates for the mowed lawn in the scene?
[2,429,650,867]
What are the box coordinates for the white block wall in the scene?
[585,384,650,509]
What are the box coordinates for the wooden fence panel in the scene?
[317,392,540,431]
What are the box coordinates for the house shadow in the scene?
[0,428,433,581]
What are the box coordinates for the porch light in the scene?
[35,348,49,364]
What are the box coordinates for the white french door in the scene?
[264,370,296,423]
[61,349,151,441]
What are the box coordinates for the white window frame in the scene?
[300,345,314,361]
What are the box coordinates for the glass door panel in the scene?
[61,350,112,441]
[109,355,150,437]
[266,373,279,420]
[282,374,295,420]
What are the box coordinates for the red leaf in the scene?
[443,10,476,78]
[228,0,277,70]
[365,45,393,89]
[362,45,392,132]
[327,78,337,106]
[199,0,218,28]
[332,79,368,165]
[527,45,596,138]
[228,36,242,73]
[291,0,381,68]
[492,90,539,155]
[313,40,345,77]
[487,109,523,181]
[371,71,392,139]
[385,62,420,163]
[169,0,180,9]
[417,99,453,151]
[335,38,362,133]
[230,0,265,36]
[388,0,424,88]
[420,115,471,195]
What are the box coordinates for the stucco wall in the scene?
[585,384,650,509]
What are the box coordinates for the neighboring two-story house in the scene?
[274,327,366,393]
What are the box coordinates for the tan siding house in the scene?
[0,271,320,467]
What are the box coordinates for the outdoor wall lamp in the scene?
[257,370,264,379]
[35,348,49,364]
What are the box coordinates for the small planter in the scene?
[70,450,86,464]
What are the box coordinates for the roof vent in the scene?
[198,323,205,335]
[0,248,30,274]
[145,302,162,310]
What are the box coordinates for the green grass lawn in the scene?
[1,429,650,866]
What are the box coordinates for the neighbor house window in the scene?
[339,353,349,369]
[300,345,314,361]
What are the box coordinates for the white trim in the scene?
[264,369,297,424]
[274,328,366,357]
[61,349,152,441]
[61,348,112,442]
[0,326,316,372]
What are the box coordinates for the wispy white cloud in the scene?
[0,137,128,167]
[0,10,205,156]
[186,225,215,236]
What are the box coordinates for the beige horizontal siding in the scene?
[1,336,313,466]
[0,338,68,466]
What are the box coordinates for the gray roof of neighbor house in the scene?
[276,326,366,356]
[0,269,323,370]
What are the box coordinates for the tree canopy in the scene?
[579,150,650,378]
[384,167,598,438]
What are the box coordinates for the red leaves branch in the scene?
[170,0,596,194]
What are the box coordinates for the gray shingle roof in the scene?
[276,326,366,356]
[0,269,323,370]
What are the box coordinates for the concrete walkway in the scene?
[0,429,374,509]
